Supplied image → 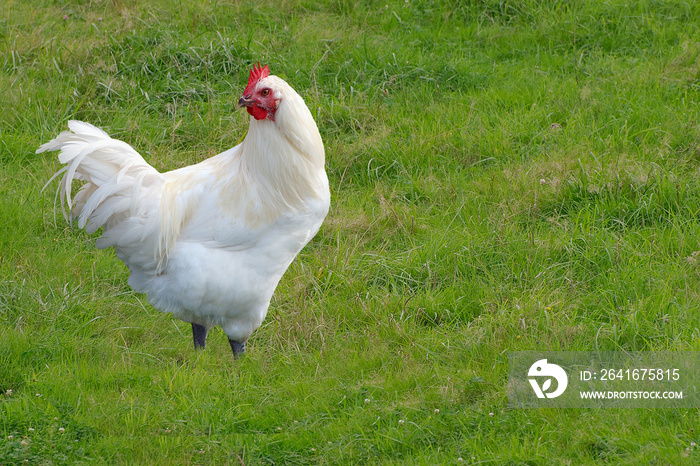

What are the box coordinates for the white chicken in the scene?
[38,64,330,357]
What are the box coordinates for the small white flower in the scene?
[364,398,371,404]
[457,458,463,462]
[21,439,29,446]
[434,408,440,414]
[398,419,405,425]
[8,435,13,440]
[489,412,494,417]
[58,427,65,433]
[5,389,12,396]
[28,428,34,432]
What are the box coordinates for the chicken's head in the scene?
[238,63,280,121]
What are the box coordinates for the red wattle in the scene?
[247,105,268,120]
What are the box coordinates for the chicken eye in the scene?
[260,88,271,97]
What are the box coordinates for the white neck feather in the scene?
[232,82,327,225]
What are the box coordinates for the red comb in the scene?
[245,62,270,92]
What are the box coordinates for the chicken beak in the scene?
[238,96,254,108]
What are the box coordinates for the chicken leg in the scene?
[229,340,245,358]
[194,323,245,358]
[192,323,209,350]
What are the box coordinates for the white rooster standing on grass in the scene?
[38,64,330,358]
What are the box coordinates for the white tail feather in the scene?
[38,120,162,235]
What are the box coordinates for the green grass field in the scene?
[2,0,700,463]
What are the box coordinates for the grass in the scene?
[2,0,700,463]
